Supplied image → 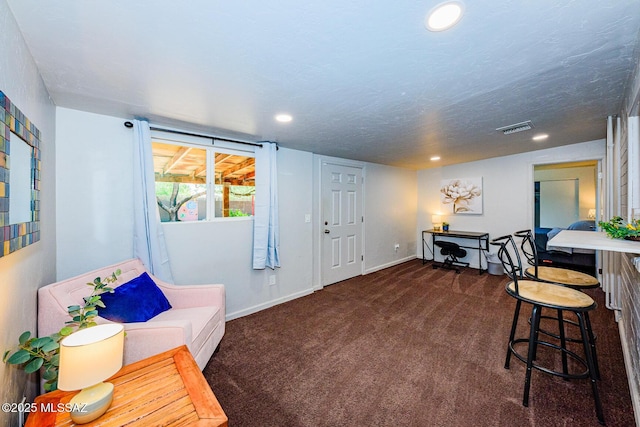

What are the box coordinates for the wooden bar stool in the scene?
[514,229,600,289]
[491,235,604,425]
[514,229,600,378]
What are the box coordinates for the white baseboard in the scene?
[618,318,640,427]
[226,288,315,321]
[364,256,418,275]
[227,256,420,321]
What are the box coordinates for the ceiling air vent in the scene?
[496,120,533,135]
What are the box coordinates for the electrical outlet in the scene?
[269,275,276,286]
[394,243,400,251]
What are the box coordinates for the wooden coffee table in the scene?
[25,345,227,426]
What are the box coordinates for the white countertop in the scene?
[548,230,640,254]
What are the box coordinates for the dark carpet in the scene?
[203,259,635,426]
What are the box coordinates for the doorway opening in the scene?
[533,160,599,275]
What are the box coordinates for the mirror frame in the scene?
[0,91,41,257]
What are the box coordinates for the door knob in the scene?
[324,229,330,234]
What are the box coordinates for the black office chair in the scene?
[433,241,469,273]
[491,235,604,424]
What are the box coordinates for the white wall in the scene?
[58,106,606,322]
[363,162,417,272]
[163,147,315,319]
[417,140,605,268]
[0,1,57,424]
[55,108,134,278]
[55,109,417,321]
[55,110,316,319]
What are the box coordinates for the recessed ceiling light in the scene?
[532,133,549,141]
[430,156,441,161]
[425,2,464,32]
[275,114,292,123]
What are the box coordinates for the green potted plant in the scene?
[442,222,450,232]
[3,270,120,391]
[598,216,640,241]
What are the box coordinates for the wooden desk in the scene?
[26,345,228,427]
[422,229,489,274]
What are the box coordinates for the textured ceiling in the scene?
[6,0,640,169]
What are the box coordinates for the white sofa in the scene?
[38,258,225,370]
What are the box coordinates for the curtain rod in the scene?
[123,121,264,149]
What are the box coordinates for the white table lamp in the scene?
[432,214,442,231]
[58,323,124,424]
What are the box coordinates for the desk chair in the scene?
[433,241,469,273]
[491,235,604,425]
[514,229,600,377]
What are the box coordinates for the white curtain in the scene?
[252,142,280,269]
[132,119,174,282]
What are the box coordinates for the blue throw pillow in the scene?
[99,272,172,323]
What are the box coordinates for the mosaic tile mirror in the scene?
[0,91,41,257]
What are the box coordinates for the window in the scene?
[152,137,255,222]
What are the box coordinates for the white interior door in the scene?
[321,162,363,286]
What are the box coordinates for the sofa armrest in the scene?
[38,287,75,338]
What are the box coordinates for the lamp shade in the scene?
[431,214,442,224]
[58,324,124,391]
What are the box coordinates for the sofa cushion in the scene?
[99,272,172,323]
[151,305,221,354]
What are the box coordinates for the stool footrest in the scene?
[509,338,590,380]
